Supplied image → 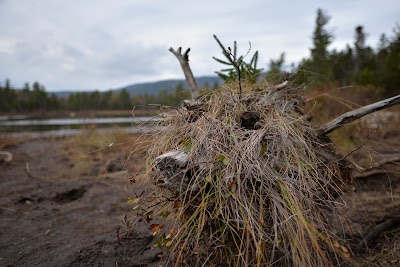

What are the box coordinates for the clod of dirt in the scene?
[52,187,87,204]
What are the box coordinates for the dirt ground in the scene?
[0,134,161,267]
[0,127,399,267]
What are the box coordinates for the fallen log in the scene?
[319,94,400,135]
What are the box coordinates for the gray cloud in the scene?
[0,0,399,91]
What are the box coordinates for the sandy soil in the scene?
[0,129,399,267]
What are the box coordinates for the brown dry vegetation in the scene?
[128,82,399,266]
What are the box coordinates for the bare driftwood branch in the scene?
[274,80,289,90]
[353,156,400,179]
[319,94,400,135]
[365,156,400,171]
[0,151,13,163]
[169,47,200,100]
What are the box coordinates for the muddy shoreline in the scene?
[0,136,160,267]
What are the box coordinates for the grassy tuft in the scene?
[136,81,353,266]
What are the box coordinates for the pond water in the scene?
[0,115,160,137]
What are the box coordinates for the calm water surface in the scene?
[0,115,160,137]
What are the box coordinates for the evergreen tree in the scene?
[379,25,400,95]
[297,9,334,85]
[311,9,333,72]
[265,53,286,83]
[117,89,132,109]
[213,35,263,85]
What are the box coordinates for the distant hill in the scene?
[116,76,222,95]
[54,76,222,97]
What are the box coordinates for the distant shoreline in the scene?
[0,109,160,120]
[2,125,160,139]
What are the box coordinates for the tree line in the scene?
[1,8,399,113]
[0,79,195,112]
[274,9,399,96]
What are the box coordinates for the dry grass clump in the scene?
[142,81,352,266]
[63,127,152,176]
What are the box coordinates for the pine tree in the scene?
[212,35,263,85]
[311,9,333,72]
[265,53,286,83]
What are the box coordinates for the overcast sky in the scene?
[0,0,399,91]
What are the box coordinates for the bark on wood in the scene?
[319,94,400,135]
[169,47,200,100]
[153,150,191,192]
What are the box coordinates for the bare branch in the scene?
[274,80,289,90]
[368,156,400,170]
[358,219,398,248]
[0,151,13,163]
[353,156,400,176]
[319,94,400,135]
[169,47,200,100]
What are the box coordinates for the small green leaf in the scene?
[183,143,191,153]
[132,205,141,211]
[226,119,231,125]
[223,157,229,166]
[205,175,212,182]
[182,139,192,153]
[126,197,140,205]
[159,210,171,218]
[216,155,225,162]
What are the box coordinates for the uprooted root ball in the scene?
[142,82,352,267]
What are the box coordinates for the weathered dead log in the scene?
[153,150,190,192]
[169,47,200,100]
[319,94,400,135]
